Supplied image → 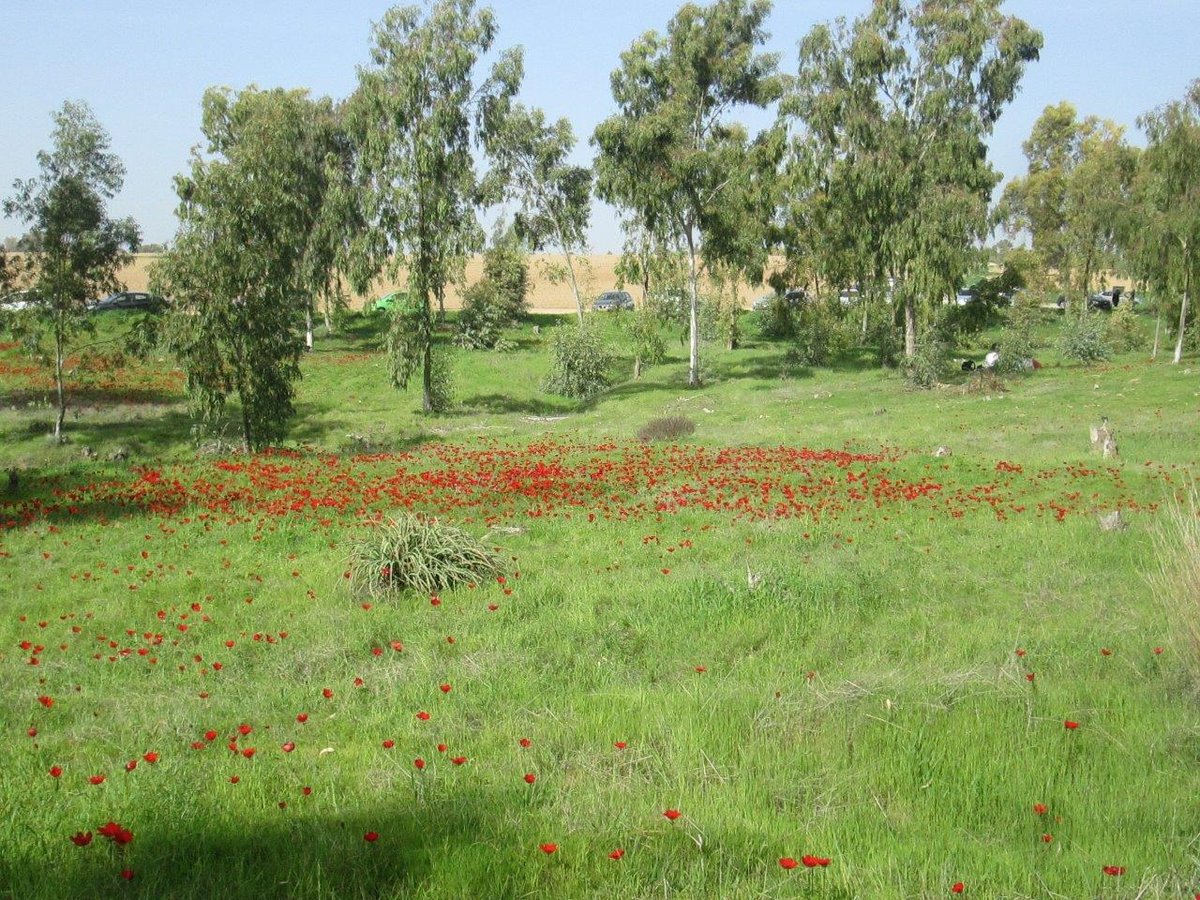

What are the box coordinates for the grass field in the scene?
[1,306,1198,898]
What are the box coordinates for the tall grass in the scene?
[1153,488,1200,684]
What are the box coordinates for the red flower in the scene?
[382,739,395,749]
[524,773,536,784]
[1015,648,1026,657]
[437,743,448,753]
[1041,834,1053,843]
[1033,803,1047,815]
[694,665,707,673]
[802,855,831,867]
[451,756,467,766]
[120,869,134,881]
[281,742,295,753]
[49,765,63,778]
[779,857,798,870]
[230,776,240,784]
[242,747,256,759]
[1025,673,1035,682]
[125,760,138,772]
[519,737,532,748]
[1102,866,1125,876]
[609,848,625,860]
[70,831,93,847]
[416,711,430,721]
[1100,648,1112,657]
[663,809,681,821]
[296,713,308,723]
[539,843,557,854]
[364,832,379,843]
[439,683,452,693]
[322,688,333,699]
[952,882,965,894]
[88,775,105,785]
[614,741,627,750]
[413,758,426,770]
[1064,720,1079,730]
[302,786,312,795]
[1153,646,1163,655]
[238,724,252,736]
[143,751,158,764]
[205,729,218,741]
[430,596,442,607]
[37,695,53,708]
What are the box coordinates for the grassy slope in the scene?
[0,308,1197,898]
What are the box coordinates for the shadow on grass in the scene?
[0,792,536,900]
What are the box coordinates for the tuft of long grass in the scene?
[1152,488,1200,684]
[346,514,501,599]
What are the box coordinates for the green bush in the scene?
[456,281,516,351]
[789,303,853,367]
[756,296,795,340]
[543,322,613,399]
[481,229,529,323]
[903,335,951,389]
[637,415,695,442]
[864,304,902,368]
[427,346,455,413]
[1056,313,1111,365]
[995,303,1043,376]
[1106,304,1145,353]
[625,309,666,377]
[346,515,500,599]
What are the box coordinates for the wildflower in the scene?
[1033,803,1047,815]
[1102,866,1125,876]
[779,857,797,870]
[524,773,536,784]
[413,758,426,770]
[802,855,831,867]
[364,832,379,843]
[49,765,63,778]
[952,883,965,894]
[70,831,93,847]
[539,843,557,854]
[1064,720,1079,730]
[609,848,625,860]
[416,711,430,721]
[663,809,681,821]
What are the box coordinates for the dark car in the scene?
[593,290,634,311]
[91,291,167,313]
[1087,287,1123,311]
[753,289,805,311]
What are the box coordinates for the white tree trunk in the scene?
[685,227,701,387]
[305,305,314,351]
[563,245,584,325]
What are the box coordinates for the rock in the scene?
[108,447,129,462]
[933,446,953,458]
[81,446,98,460]
[1097,509,1127,532]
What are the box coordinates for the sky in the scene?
[1,0,1197,252]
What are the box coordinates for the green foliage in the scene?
[154,87,336,451]
[637,415,695,443]
[903,333,951,389]
[456,280,515,352]
[593,0,784,385]
[347,514,500,599]
[1105,304,1145,353]
[2,101,139,439]
[1056,312,1112,364]
[864,303,903,368]
[480,227,529,323]
[995,302,1043,376]
[542,322,612,399]
[625,308,666,377]
[756,296,795,340]
[426,345,455,413]
[350,0,522,410]
[789,303,853,367]
[785,0,1043,357]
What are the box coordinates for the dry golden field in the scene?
[114,253,773,312]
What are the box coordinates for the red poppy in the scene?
[413,758,426,770]
[614,741,627,750]
[524,773,536,784]
[49,765,62,778]
[37,695,53,708]
[539,843,557,854]
[663,809,681,821]
[88,775,105,785]
[952,883,965,894]
[1102,866,1125,876]
[120,869,134,881]
[1041,834,1053,843]
[1025,673,1035,682]
[439,683,452,693]
[609,848,625,860]
[1153,646,1163,655]
[1064,720,1079,730]
[437,743,448,753]
[1100,648,1112,656]
[1033,803,1047,815]
[519,737,532,748]
[302,786,312,795]
[205,729,218,741]
[1015,648,1026,657]
[242,748,256,759]
[238,724,252,736]
[70,831,93,847]
[451,756,467,765]
[143,752,158,764]
[296,713,308,723]
[416,711,430,721]
[125,760,138,772]
[779,857,797,870]
[694,666,707,673]
[322,688,333,699]
[230,776,240,784]
[281,742,295,753]
[364,832,379,843]
[382,739,395,749]
[802,855,831,867]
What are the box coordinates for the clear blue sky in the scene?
[2,1,1197,252]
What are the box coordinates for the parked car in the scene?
[955,288,979,306]
[838,287,861,306]
[90,291,167,313]
[0,290,33,311]
[752,289,805,311]
[370,291,414,313]
[1087,287,1123,311]
[593,290,634,311]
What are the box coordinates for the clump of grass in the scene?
[347,514,501,599]
[1152,489,1200,685]
[961,369,1007,395]
[637,415,696,443]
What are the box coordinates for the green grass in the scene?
[0,306,1198,898]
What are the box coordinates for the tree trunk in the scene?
[322,297,333,334]
[1152,306,1161,360]
[421,328,433,412]
[53,323,66,442]
[563,245,584,325]
[861,300,868,342]
[305,305,314,351]
[904,293,917,358]
[1175,257,1191,365]
[685,227,701,387]
[434,285,445,324]
[633,356,642,379]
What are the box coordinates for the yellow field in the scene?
[115,253,773,312]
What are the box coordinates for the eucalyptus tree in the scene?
[594,0,785,387]
[1001,103,1138,307]
[3,100,139,441]
[350,0,522,411]
[487,105,592,323]
[1135,81,1200,364]
[154,86,341,452]
[784,0,1042,357]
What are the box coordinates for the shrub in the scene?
[346,515,501,600]
[1105,304,1145,353]
[789,303,853,367]
[756,296,795,340]
[995,303,1043,376]
[456,281,516,351]
[426,346,455,413]
[864,304,902,368]
[481,229,529,322]
[1151,490,1200,688]
[637,415,695,442]
[1056,313,1111,364]
[903,335,951,389]
[542,322,613,399]
[625,309,666,378]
